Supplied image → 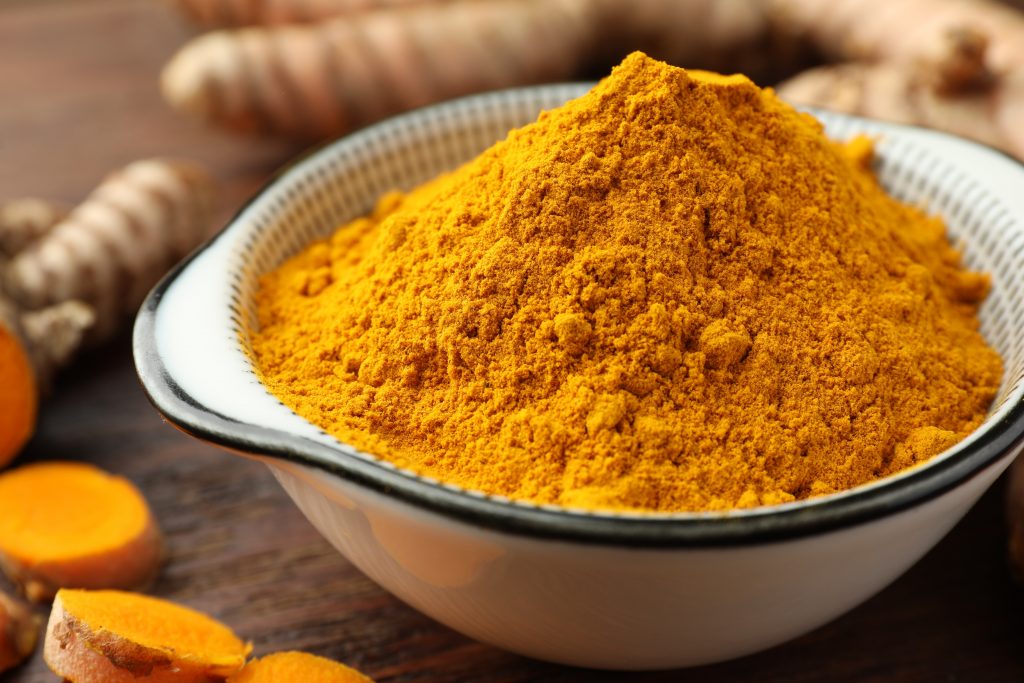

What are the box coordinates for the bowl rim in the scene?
[133,85,1024,548]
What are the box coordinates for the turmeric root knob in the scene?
[777,59,1024,161]
[228,651,374,682]
[0,462,163,602]
[0,591,39,674]
[0,198,66,259]
[926,27,993,95]
[44,589,250,683]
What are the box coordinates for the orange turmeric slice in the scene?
[44,589,251,683]
[0,462,163,602]
[0,298,94,471]
[0,313,37,469]
[0,591,39,674]
[228,651,374,682]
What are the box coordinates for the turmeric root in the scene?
[0,199,66,260]
[0,591,39,674]
[163,0,1024,151]
[0,299,94,470]
[767,0,1024,73]
[1009,455,1024,581]
[0,462,163,602]
[227,652,373,682]
[0,159,213,468]
[161,0,595,139]
[44,589,251,683]
[161,0,816,140]
[171,0,433,27]
[777,41,1024,161]
[2,158,217,342]
[770,0,1024,160]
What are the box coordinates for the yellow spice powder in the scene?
[252,52,1002,512]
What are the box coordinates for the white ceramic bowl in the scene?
[134,85,1024,670]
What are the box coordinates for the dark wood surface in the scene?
[2,1,1024,681]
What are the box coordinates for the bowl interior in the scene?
[148,84,1024,530]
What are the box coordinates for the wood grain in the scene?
[1,1,1023,681]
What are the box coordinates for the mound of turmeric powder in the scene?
[253,52,1002,512]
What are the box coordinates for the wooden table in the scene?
[2,1,1023,680]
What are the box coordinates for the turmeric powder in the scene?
[253,52,1002,512]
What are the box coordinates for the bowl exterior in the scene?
[267,448,1016,669]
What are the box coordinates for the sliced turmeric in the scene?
[0,462,163,602]
[44,589,251,683]
[228,651,374,682]
[0,590,39,674]
[0,300,93,470]
[0,307,38,470]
